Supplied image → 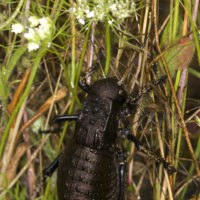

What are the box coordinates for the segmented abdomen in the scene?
[57,141,119,200]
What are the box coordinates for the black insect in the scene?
[43,73,175,200]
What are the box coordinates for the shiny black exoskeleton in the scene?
[43,76,175,200]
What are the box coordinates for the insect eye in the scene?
[119,90,124,95]
[117,80,122,86]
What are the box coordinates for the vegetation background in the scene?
[0,0,200,199]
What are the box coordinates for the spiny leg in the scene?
[118,76,176,173]
[124,76,167,114]
[119,128,176,174]
[119,76,167,119]
[130,75,167,105]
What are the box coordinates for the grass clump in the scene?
[0,0,200,200]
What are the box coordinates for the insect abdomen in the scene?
[57,78,126,200]
[57,142,119,200]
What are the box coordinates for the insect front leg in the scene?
[78,59,100,93]
[79,48,104,92]
[130,75,167,105]
[79,74,91,93]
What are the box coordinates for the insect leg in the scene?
[119,128,176,174]
[39,115,79,134]
[78,58,100,92]
[117,150,126,200]
[128,75,167,106]
[79,48,104,92]
[43,153,63,178]
[53,115,79,122]
[119,76,167,119]
[79,75,91,93]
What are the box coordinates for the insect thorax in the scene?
[74,95,120,149]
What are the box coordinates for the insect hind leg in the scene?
[43,153,63,179]
[117,150,126,200]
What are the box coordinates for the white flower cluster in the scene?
[11,16,54,52]
[11,23,24,34]
[70,0,136,25]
